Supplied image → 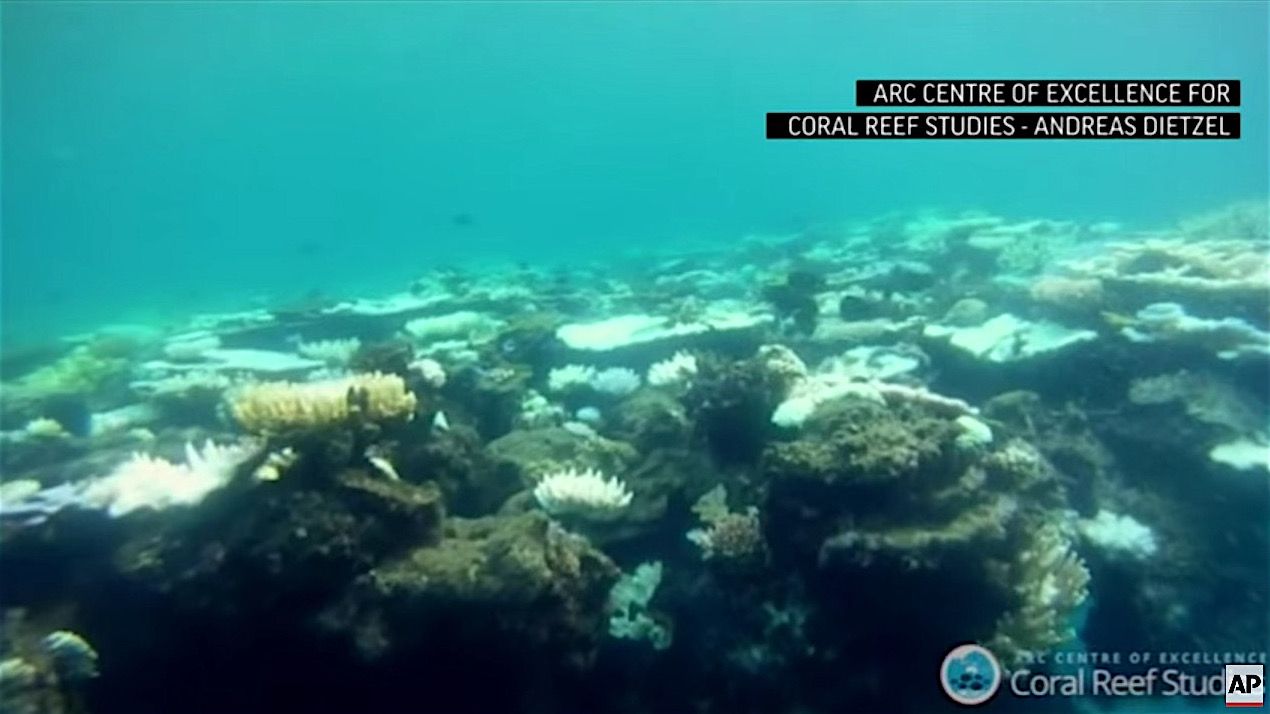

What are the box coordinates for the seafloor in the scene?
[0,200,1267,714]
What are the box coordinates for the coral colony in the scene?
[0,200,1267,713]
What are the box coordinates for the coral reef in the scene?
[0,198,1265,714]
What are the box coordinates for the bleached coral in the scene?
[954,414,994,450]
[254,447,298,482]
[557,308,770,352]
[533,467,633,520]
[1209,438,1270,472]
[229,372,417,433]
[872,381,977,418]
[516,390,566,428]
[547,364,641,396]
[0,656,38,689]
[1061,237,1268,298]
[1128,370,1262,436]
[22,417,69,440]
[772,368,976,429]
[89,404,159,437]
[547,365,597,393]
[163,332,222,362]
[1078,510,1158,560]
[831,345,927,382]
[84,439,258,517]
[647,351,698,388]
[1029,276,1105,310]
[924,314,1096,363]
[41,631,99,681]
[590,367,641,396]
[756,344,809,385]
[297,338,361,367]
[131,371,233,399]
[772,374,881,428]
[1056,235,1270,312]
[409,357,447,388]
[42,631,98,680]
[1123,302,1270,359]
[403,311,503,343]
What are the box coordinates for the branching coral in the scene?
[608,561,672,650]
[228,372,417,433]
[533,467,633,520]
[988,524,1091,664]
[83,439,259,516]
[687,485,767,565]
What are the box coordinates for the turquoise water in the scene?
[2,1,1267,342]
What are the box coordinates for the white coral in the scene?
[85,439,258,517]
[297,338,361,367]
[548,364,597,393]
[1124,302,1270,360]
[591,367,642,396]
[1078,510,1158,560]
[647,351,698,388]
[409,357,447,388]
[533,467,633,520]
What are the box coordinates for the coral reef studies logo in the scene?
[941,644,1003,705]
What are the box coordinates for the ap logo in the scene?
[1226,664,1264,708]
[941,644,1003,705]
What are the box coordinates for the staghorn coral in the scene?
[228,372,417,433]
[987,523,1091,666]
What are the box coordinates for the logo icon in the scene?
[941,644,1003,706]
[1226,664,1264,708]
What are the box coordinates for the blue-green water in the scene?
[2,1,1266,345]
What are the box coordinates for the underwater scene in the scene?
[1,2,1268,713]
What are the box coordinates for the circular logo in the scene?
[940,644,1002,706]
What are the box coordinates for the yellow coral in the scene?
[229,372,417,433]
